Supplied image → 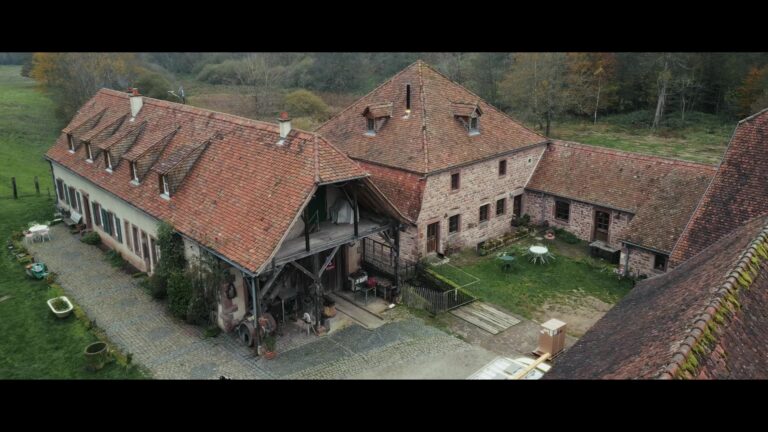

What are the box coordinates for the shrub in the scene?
[81,231,101,245]
[44,272,58,284]
[11,231,24,241]
[105,250,126,268]
[167,271,192,319]
[554,228,580,244]
[186,291,209,325]
[284,89,329,120]
[144,273,167,300]
[131,272,147,279]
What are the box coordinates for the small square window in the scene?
[479,204,489,223]
[555,200,570,221]
[366,118,376,134]
[654,253,668,271]
[498,159,507,176]
[469,116,478,133]
[449,214,460,233]
[451,172,460,191]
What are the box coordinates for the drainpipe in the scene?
[623,245,631,278]
[48,160,58,202]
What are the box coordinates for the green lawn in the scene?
[0,66,145,378]
[549,111,733,165]
[431,239,633,319]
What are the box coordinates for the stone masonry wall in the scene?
[414,145,545,257]
[523,191,633,250]
[621,246,667,278]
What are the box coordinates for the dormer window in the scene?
[451,102,482,136]
[131,162,139,184]
[362,103,393,136]
[160,174,170,198]
[85,143,93,162]
[105,152,113,172]
[67,134,75,152]
[469,116,479,135]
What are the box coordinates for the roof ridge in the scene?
[315,61,422,134]
[314,133,369,177]
[419,61,429,173]
[738,105,768,124]
[659,215,768,379]
[418,61,546,141]
[95,88,320,140]
[551,140,718,171]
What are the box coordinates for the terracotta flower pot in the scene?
[264,351,276,360]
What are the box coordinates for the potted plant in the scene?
[47,296,73,318]
[84,341,110,371]
[263,334,276,359]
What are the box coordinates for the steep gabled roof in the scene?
[358,161,424,222]
[545,214,768,379]
[317,60,546,174]
[670,109,768,265]
[526,140,717,252]
[46,89,376,273]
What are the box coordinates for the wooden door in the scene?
[426,222,439,253]
[594,210,610,242]
[82,194,92,229]
[513,195,522,218]
[141,230,151,272]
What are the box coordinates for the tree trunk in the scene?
[594,75,602,125]
[651,58,669,132]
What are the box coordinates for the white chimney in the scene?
[128,87,143,121]
[278,111,291,139]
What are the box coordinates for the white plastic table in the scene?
[29,224,49,233]
[528,245,554,264]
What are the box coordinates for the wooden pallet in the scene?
[450,302,521,334]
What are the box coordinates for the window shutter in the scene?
[101,208,109,233]
[115,216,122,243]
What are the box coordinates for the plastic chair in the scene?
[24,231,34,245]
[39,229,51,242]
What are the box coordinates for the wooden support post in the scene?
[394,225,401,289]
[303,211,310,252]
[313,254,321,333]
[12,177,17,199]
[353,190,359,238]
[34,176,40,195]
[251,276,262,348]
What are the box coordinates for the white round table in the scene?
[528,245,554,264]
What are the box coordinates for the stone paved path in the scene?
[30,225,484,379]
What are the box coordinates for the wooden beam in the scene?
[303,209,310,252]
[289,261,320,283]
[394,226,401,289]
[257,265,285,300]
[319,245,340,277]
[508,353,551,380]
[353,189,358,238]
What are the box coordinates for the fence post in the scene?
[34,176,40,195]
[12,177,17,199]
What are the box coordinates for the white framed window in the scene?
[67,134,75,152]
[105,152,113,171]
[469,116,479,135]
[131,162,139,183]
[366,118,376,135]
[161,174,170,198]
[85,143,93,162]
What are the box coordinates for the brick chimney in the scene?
[278,111,291,139]
[128,87,143,121]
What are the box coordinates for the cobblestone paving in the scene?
[29,225,477,379]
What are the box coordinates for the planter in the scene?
[47,296,73,318]
[263,351,276,360]
[84,342,110,371]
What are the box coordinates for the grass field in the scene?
[0,66,145,378]
[550,111,734,164]
[431,240,633,319]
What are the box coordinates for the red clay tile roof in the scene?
[358,161,425,222]
[670,109,768,266]
[546,214,768,379]
[526,140,717,252]
[46,89,373,273]
[316,60,546,174]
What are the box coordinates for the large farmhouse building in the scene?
[319,61,716,277]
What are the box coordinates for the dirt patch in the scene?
[534,295,613,337]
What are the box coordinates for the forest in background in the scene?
[4,52,768,151]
